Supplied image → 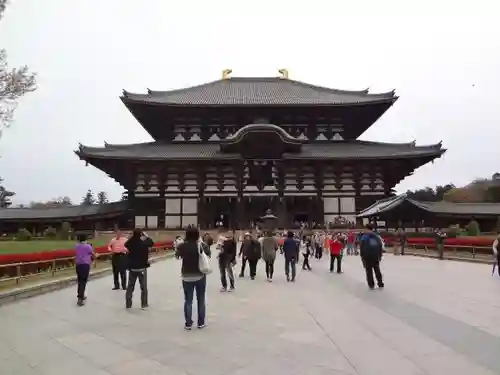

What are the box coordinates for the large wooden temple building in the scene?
[75,70,446,229]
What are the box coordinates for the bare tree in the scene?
[0,0,37,136]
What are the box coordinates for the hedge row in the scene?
[0,240,174,265]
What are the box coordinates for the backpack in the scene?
[364,233,382,256]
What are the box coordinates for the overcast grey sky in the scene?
[0,0,498,205]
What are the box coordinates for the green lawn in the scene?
[0,240,108,255]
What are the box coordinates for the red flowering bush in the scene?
[0,240,174,265]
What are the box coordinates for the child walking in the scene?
[75,234,96,306]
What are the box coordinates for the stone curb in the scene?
[0,253,174,307]
[403,251,493,264]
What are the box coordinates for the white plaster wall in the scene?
[135,216,146,228]
[165,198,181,214]
[323,197,339,214]
[182,216,198,227]
[165,216,181,229]
[324,214,338,224]
[182,198,198,214]
[147,216,158,229]
[340,197,355,213]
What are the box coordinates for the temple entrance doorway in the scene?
[213,212,229,229]
[242,196,277,229]
[293,213,309,227]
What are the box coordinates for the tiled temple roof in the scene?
[358,194,500,217]
[121,77,397,106]
[0,201,128,221]
[77,140,444,161]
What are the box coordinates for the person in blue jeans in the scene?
[175,226,211,330]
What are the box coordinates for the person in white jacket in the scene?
[493,236,499,276]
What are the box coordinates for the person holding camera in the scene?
[124,229,153,309]
[219,232,237,292]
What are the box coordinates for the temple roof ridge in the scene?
[121,76,397,106]
[140,77,396,98]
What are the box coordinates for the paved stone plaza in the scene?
[1,254,500,375]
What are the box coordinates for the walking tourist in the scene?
[394,228,406,255]
[108,230,128,290]
[246,233,261,279]
[175,226,211,330]
[283,231,299,282]
[301,235,312,271]
[125,229,153,309]
[359,224,385,289]
[201,232,214,247]
[261,232,278,281]
[239,232,260,279]
[218,233,237,291]
[329,234,343,273]
[313,233,321,259]
[346,230,356,256]
[75,233,96,306]
[493,234,500,276]
[174,235,184,250]
[238,233,249,277]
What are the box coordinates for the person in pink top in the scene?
[109,230,128,290]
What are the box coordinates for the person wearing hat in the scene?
[239,232,261,279]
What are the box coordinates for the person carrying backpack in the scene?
[359,224,385,289]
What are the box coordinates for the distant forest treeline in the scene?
[406,173,500,203]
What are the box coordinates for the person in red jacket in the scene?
[329,234,343,273]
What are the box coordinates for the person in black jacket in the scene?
[283,231,299,282]
[124,229,153,309]
[219,233,237,292]
[175,226,211,330]
[239,232,261,279]
[359,224,384,289]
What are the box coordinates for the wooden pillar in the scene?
[275,161,286,229]
[277,197,287,229]
[158,166,166,229]
[234,160,245,230]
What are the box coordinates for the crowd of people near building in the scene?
[173,224,385,330]
[73,224,386,331]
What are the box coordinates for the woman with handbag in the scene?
[175,226,212,330]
